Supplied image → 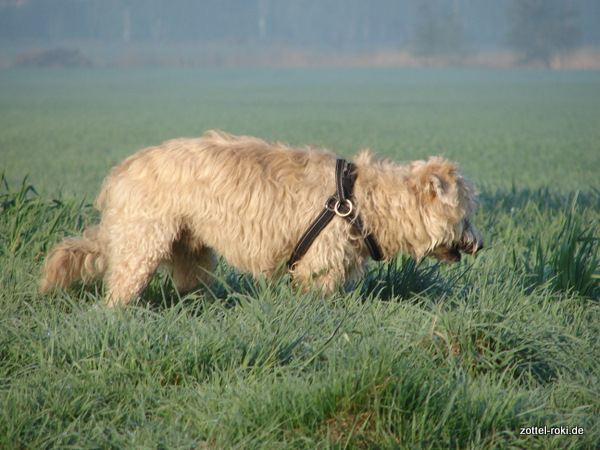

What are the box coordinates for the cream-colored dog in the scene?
[41,130,483,305]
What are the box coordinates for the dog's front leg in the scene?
[290,262,346,296]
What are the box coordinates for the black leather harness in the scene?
[287,158,384,270]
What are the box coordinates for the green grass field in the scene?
[1,67,599,448]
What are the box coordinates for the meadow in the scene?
[1,67,599,448]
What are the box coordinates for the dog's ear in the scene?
[425,173,456,205]
[428,174,445,197]
[419,158,460,206]
[411,157,459,206]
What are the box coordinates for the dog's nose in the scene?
[473,234,484,253]
[459,223,483,255]
[471,240,484,254]
[458,239,483,255]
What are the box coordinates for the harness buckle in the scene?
[333,199,353,217]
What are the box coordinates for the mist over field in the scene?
[1,0,599,69]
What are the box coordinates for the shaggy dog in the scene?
[40,130,483,306]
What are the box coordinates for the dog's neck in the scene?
[353,159,426,260]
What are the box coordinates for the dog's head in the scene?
[429,218,484,262]
[410,157,484,263]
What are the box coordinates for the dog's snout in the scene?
[459,240,483,255]
[459,231,484,255]
[457,220,483,254]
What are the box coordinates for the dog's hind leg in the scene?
[169,239,218,293]
[104,219,178,307]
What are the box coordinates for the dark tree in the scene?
[412,0,463,57]
[505,0,580,68]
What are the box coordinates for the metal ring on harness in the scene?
[334,199,353,217]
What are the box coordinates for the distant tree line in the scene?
[4,0,416,46]
[1,0,598,66]
[505,0,581,68]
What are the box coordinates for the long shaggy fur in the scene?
[40,226,106,292]
[40,130,483,306]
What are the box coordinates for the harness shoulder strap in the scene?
[287,159,384,270]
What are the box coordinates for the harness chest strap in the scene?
[286,159,384,270]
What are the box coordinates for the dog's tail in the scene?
[40,226,106,293]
